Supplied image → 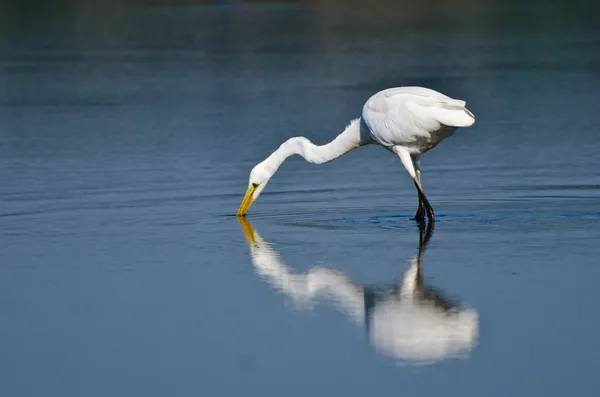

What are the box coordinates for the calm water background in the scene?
[1,1,600,396]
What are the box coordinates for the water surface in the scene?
[1,1,599,396]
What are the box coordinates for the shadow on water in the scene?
[238,217,479,366]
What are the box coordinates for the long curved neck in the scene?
[261,118,366,173]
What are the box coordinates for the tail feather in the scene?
[433,101,475,127]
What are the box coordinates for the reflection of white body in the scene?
[367,260,478,364]
[240,219,478,365]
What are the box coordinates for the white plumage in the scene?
[362,87,475,151]
[237,86,476,220]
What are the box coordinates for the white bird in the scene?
[237,86,475,221]
[238,218,479,365]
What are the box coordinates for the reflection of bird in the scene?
[238,218,479,365]
[237,87,475,221]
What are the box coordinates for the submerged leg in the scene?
[416,217,434,279]
[392,147,435,223]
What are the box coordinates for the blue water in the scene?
[1,1,600,396]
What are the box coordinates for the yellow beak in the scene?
[238,216,256,246]
[236,185,256,216]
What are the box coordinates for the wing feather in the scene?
[362,87,475,148]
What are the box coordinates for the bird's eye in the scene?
[252,182,259,188]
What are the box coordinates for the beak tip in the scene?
[237,185,256,217]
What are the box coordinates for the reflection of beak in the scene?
[238,216,256,246]
[237,185,256,216]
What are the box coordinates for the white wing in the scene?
[362,87,475,148]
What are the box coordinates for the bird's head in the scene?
[237,161,273,216]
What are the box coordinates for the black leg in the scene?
[413,179,435,223]
[392,149,432,222]
[413,168,425,221]
[414,198,425,221]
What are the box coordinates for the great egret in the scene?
[238,218,479,365]
[237,86,475,221]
